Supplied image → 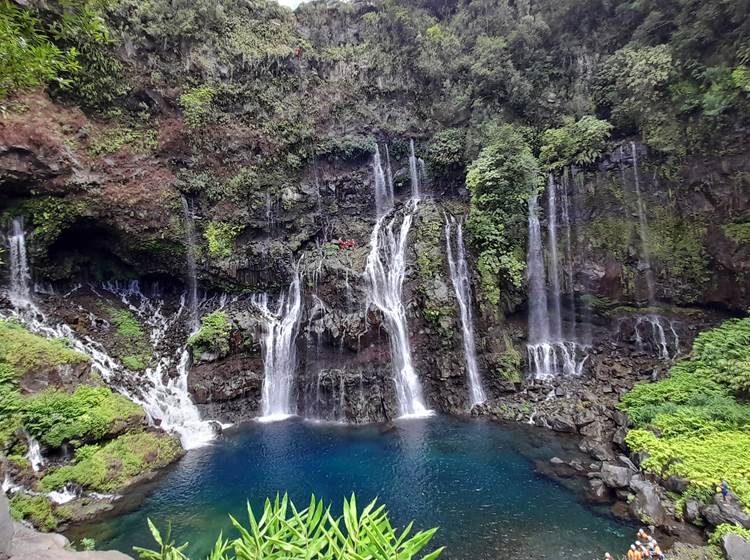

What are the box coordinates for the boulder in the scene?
[588,479,610,502]
[549,415,577,433]
[601,463,632,488]
[683,499,702,524]
[629,476,667,526]
[723,533,750,560]
[702,494,750,529]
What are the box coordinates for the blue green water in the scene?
[74,416,635,559]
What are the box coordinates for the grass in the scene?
[105,307,145,339]
[22,385,145,448]
[41,431,182,493]
[0,319,89,379]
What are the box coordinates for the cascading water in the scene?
[526,185,588,379]
[8,217,31,305]
[408,139,421,200]
[180,196,200,330]
[629,142,657,305]
[25,432,44,472]
[445,215,486,407]
[546,175,564,341]
[633,315,680,360]
[373,145,395,216]
[364,198,430,417]
[252,269,303,422]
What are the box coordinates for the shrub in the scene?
[0,0,78,98]
[134,494,444,560]
[179,85,216,129]
[187,312,231,359]
[204,221,243,258]
[105,307,144,339]
[42,431,182,492]
[464,125,538,308]
[22,385,145,448]
[708,523,750,545]
[538,116,612,171]
[89,126,157,156]
[10,493,57,531]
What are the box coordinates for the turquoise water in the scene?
[74,416,635,559]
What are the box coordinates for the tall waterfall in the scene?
[629,142,657,305]
[408,139,421,200]
[445,215,486,407]
[252,269,303,421]
[180,196,200,330]
[546,175,564,341]
[373,145,395,216]
[8,217,31,305]
[560,172,578,341]
[526,184,588,379]
[364,198,430,417]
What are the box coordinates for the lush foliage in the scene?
[42,431,182,492]
[134,494,443,560]
[204,221,244,258]
[10,492,58,531]
[538,116,612,171]
[465,125,538,308]
[0,319,88,379]
[187,311,231,359]
[0,0,78,98]
[621,316,750,510]
[22,385,144,448]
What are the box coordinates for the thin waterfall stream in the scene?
[252,268,303,421]
[445,215,486,407]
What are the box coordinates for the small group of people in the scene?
[604,529,665,560]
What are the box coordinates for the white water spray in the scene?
[25,432,44,472]
[8,217,31,306]
[408,139,421,200]
[364,199,430,417]
[373,145,395,216]
[252,269,303,422]
[445,215,486,407]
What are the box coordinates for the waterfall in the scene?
[445,215,486,407]
[180,196,199,330]
[373,145,394,216]
[559,172,577,341]
[101,282,217,449]
[546,175,563,341]
[8,217,31,305]
[252,269,303,422]
[408,139,421,200]
[25,432,44,472]
[364,199,430,417]
[633,315,680,360]
[526,187,588,379]
[630,142,657,305]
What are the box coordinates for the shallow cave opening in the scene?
[40,219,139,284]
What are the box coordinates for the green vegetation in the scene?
[42,431,182,493]
[135,494,443,560]
[621,316,750,509]
[89,126,158,156]
[188,311,231,360]
[106,307,144,339]
[179,85,216,129]
[15,197,87,251]
[708,523,750,545]
[0,0,78,98]
[722,223,750,245]
[23,385,144,448]
[204,221,244,258]
[10,492,57,531]
[465,125,538,309]
[539,116,612,171]
[100,305,151,370]
[0,319,89,379]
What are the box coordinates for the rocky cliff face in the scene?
[1,92,749,427]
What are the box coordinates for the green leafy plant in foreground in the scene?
[134,494,444,560]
